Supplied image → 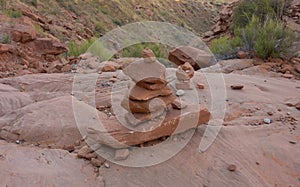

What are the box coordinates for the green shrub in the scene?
[211,36,243,55]
[234,16,295,59]
[34,24,47,37]
[95,21,105,33]
[120,43,170,59]
[112,18,123,26]
[254,19,295,59]
[232,0,286,29]
[5,9,23,18]
[68,38,97,57]
[1,35,11,44]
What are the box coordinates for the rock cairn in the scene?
[175,62,195,90]
[122,48,176,126]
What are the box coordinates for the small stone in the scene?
[15,140,20,144]
[263,118,272,124]
[171,100,187,110]
[77,145,95,160]
[74,140,81,146]
[295,102,300,110]
[109,78,117,83]
[114,149,130,161]
[289,140,296,144]
[237,51,247,59]
[267,112,273,116]
[231,84,244,90]
[102,65,116,72]
[176,90,185,96]
[256,162,260,165]
[197,83,205,89]
[91,158,105,167]
[286,103,294,107]
[104,162,110,168]
[287,112,291,115]
[282,74,294,79]
[228,164,237,172]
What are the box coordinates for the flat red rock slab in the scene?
[122,95,176,113]
[87,105,211,148]
[129,85,173,101]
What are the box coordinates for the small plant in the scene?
[210,36,243,56]
[1,35,11,44]
[34,24,47,37]
[112,18,123,26]
[95,21,105,33]
[120,43,170,60]
[5,9,23,18]
[68,38,97,57]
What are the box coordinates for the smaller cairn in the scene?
[175,62,195,90]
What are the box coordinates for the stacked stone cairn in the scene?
[122,48,176,126]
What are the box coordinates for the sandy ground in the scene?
[0,67,299,186]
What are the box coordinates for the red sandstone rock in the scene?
[237,51,248,59]
[168,46,214,70]
[87,105,211,148]
[0,44,11,54]
[129,85,173,101]
[122,94,176,113]
[136,78,167,90]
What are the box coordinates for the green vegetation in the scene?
[0,35,11,44]
[4,9,23,18]
[212,0,296,60]
[120,43,170,59]
[67,38,97,57]
[211,36,243,56]
[232,0,286,29]
[34,24,47,37]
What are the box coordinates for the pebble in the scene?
[91,158,105,167]
[228,164,237,172]
[104,162,110,168]
[263,118,272,124]
[171,100,187,110]
[197,83,205,90]
[114,149,130,161]
[231,84,244,90]
[267,112,273,116]
[289,140,296,144]
[176,89,185,96]
[15,140,20,144]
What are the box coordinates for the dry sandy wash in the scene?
[0,61,299,186]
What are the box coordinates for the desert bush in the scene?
[234,16,295,59]
[254,19,295,59]
[5,9,23,18]
[210,36,243,56]
[1,35,11,44]
[232,0,286,29]
[68,38,97,57]
[120,43,170,59]
[112,18,123,26]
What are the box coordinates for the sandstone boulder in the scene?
[168,46,214,70]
